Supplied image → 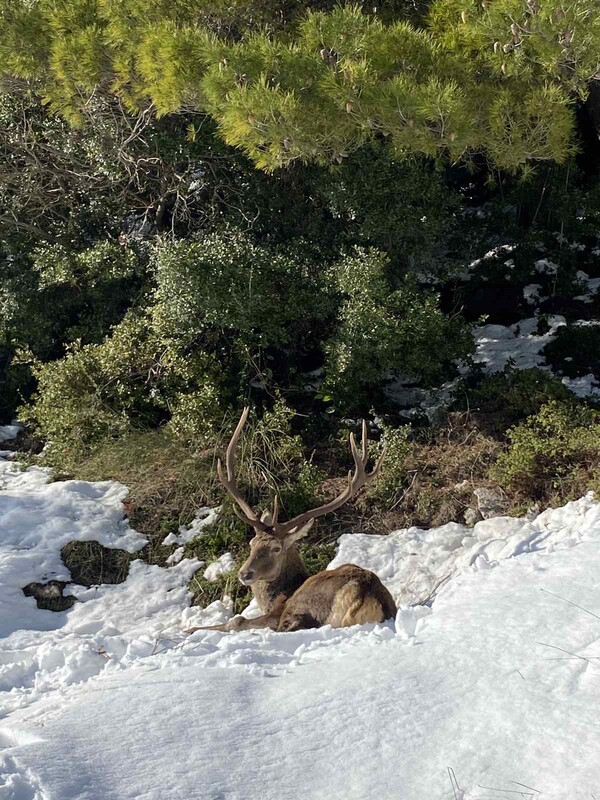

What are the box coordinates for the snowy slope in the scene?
[2,452,600,799]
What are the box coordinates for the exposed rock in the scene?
[473,486,509,519]
[464,507,481,527]
[23,580,76,612]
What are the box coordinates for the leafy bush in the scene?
[368,422,411,508]
[493,400,600,499]
[323,248,474,410]
[0,240,146,420]
[543,325,600,381]
[456,367,574,434]
[21,312,225,464]
[153,229,329,349]
[315,144,461,272]
[152,228,333,393]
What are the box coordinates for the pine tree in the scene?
[0,0,594,171]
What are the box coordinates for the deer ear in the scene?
[283,518,314,546]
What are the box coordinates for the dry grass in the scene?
[364,413,503,532]
[68,429,219,565]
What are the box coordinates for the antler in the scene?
[218,411,386,537]
[275,420,386,536]
[217,407,272,534]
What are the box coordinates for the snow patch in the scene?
[162,506,219,546]
[3,462,600,797]
[0,423,20,444]
[203,552,236,582]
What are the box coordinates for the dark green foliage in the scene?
[152,228,331,361]
[21,311,226,464]
[456,367,574,434]
[367,422,411,507]
[543,325,600,381]
[315,144,461,271]
[324,248,474,410]
[493,400,600,499]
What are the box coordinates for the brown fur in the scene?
[240,532,309,616]
[187,540,396,635]
[277,564,396,632]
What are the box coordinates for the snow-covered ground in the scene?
[2,447,600,798]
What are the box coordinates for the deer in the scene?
[186,408,397,635]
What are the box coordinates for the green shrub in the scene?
[152,229,330,349]
[543,325,600,381]
[315,144,461,272]
[493,400,600,499]
[368,422,411,508]
[21,312,225,465]
[456,367,574,434]
[0,240,146,420]
[323,248,473,411]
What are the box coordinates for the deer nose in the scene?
[239,570,254,585]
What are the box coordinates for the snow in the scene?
[470,315,566,373]
[534,257,558,275]
[203,551,236,581]
[0,460,147,640]
[523,282,545,305]
[0,423,20,443]
[162,506,219,546]
[574,270,600,303]
[3,458,600,798]
[561,373,600,400]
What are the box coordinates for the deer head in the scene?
[217,408,386,586]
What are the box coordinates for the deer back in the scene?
[277,564,397,632]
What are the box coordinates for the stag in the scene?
[187,408,396,634]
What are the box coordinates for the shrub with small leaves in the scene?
[323,247,473,411]
[456,367,574,434]
[368,422,411,508]
[543,325,600,382]
[22,312,225,465]
[493,400,600,499]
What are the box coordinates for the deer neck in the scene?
[252,545,309,615]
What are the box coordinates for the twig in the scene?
[390,469,419,511]
[537,641,591,663]
[540,588,600,622]
[477,785,535,797]
[447,767,462,800]
[508,780,540,794]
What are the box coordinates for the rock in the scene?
[473,486,509,519]
[22,580,76,612]
[464,507,482,527]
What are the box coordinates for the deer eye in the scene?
[272,543,282,554]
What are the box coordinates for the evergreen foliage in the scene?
[0,1,587,171]
[323,248,473,409]
[493,400,600,498]
[2,0,600,553]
